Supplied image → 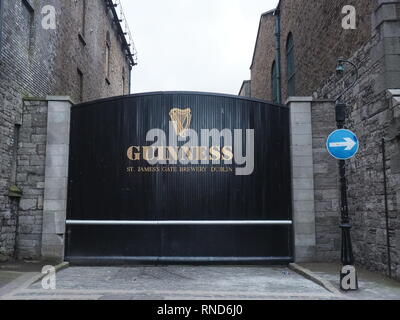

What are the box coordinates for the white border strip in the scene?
[66,220,293,226]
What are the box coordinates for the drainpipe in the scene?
[381,138,392,278]
[274,8,282,104]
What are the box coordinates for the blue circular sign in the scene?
[326,129,359,160]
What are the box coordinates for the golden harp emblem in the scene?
[169,108,192,138]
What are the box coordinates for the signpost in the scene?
[326,129,359,160]
[327,128,359,291]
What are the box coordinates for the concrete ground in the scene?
[0,263,399,300]
[0,260,46,298]
[1,265,345,300]
[298,263,400,300]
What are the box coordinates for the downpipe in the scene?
[381,138,392,278]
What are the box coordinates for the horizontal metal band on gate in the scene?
[66,220,293,226]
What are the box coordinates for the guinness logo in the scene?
[127,106,255,176]
[169,108,192,138]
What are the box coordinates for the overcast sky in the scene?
[120,0,279,95]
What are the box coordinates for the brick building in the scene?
[249,0,375,103]
[0,0,136,261]
[243,0,400,280]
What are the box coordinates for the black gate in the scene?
[66,92,293,264]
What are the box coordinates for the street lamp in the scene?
[335,58,359,290]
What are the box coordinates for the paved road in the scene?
[2,266,345,300]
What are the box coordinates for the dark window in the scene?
[77,68,83,102]
[105,31,111,83]
[122,67,125,95]
[78,0,87,45]
[22,0,35,51]
[271,61,279,103]
[0,0,3,55]
[10,124,21,185]
[81,0,86,36]
[286,33,296,97]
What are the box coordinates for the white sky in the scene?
[120,0,279,95]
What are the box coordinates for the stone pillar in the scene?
[371,1,400,92]
[287,97,316,262]
[41,96,73,263]
[310,100,341,262]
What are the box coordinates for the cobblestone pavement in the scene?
[1,266,346,300]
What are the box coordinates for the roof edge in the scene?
[250,8,278,70]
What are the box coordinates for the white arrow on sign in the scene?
[329,138,357,151]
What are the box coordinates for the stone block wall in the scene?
[288,97,317,262]
[289,98,342,263]
[311,100,341,262]
[314,1,400,279]
[14,99,48,259]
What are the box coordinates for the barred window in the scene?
[271,61,279,103]
[286,33,296,97]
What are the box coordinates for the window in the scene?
[78,0,87,44]
[286,33,296,97]
[77,68,83,102]
[105,31,111,84]
[122,67,125,95]
[10,124,21,185]
[22,0,35,51]
[271,61,279,103]
[81,0,86,36]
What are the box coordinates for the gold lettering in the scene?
[209,146,221,161]
[128,145,235,163]
[156,147,166,161]
[222,146,234,161]
[127,146,141,161]
[143,147,156,161]
[166,146,179,161]
[180,146,194,161]
[197,146,209,161]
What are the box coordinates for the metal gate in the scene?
[65,92,293,264]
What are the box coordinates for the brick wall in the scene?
[248,0,400,279]
[55,0,131,103]
[250,12,276,101]
[279,0,375,101]
[0,0,133,260]
[249,0,376,102]
[239,80,251,97]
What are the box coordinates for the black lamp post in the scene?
[335,58,359,289]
